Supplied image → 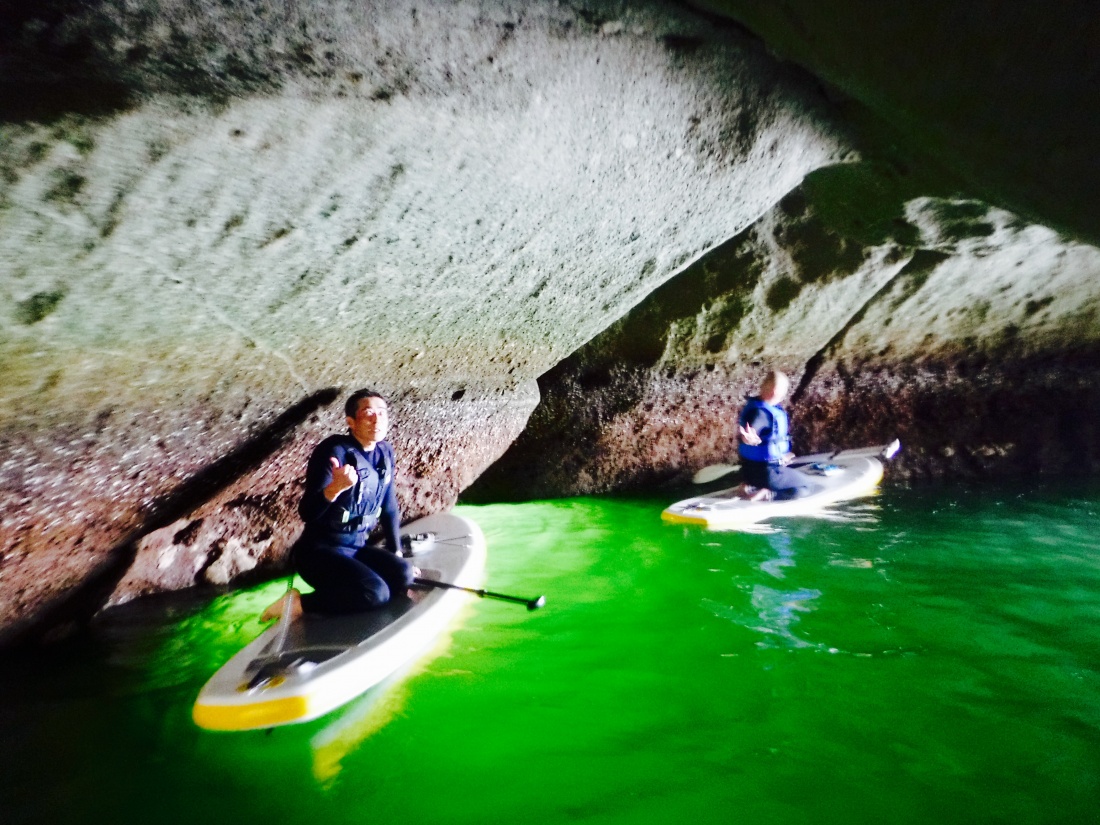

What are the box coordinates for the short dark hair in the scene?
[344,388,387,418]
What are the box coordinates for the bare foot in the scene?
[733,483,756,500]
[406,567,426,599]
[748,487,774,502]
[261,588,303,622]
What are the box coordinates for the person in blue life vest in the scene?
[735,370,810,502]
[261,389,418,622]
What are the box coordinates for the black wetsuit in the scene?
[292,434,413,613]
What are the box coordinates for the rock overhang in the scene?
[0,0,853,644]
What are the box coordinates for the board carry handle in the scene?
[414,577,546,611]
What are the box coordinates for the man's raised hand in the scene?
[324,456,358,501]
[738,423,762,446]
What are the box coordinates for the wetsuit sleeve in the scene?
[378,444,401,553]
[298,440,340,524]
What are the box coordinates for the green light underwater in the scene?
[2,480,1099,825]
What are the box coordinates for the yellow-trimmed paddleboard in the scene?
[193,511,485,731]
[663,442,899,529]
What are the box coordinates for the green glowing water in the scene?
[3,481,1099,825]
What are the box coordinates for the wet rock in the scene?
[0,0,847,645]
[468,166,1100,498]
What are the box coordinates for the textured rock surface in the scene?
[685,0,1100,245]
[0,0,849,644]
[5,0,1098,648]
[467,161,1100,499]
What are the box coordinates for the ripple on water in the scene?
[2,481,1099,824]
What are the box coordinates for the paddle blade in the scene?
[527,596,546,611]
[883,439,902,460]
[692,463,740,484]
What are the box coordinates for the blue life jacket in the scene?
[737,396,790,464]
[342,441,393,526]
[303,436,394,546]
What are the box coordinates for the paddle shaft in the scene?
[789,440,900,469]
[692,463,740,484]
[414,577,545,610]
[695,440,900,483]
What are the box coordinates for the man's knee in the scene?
[361,579,391,607]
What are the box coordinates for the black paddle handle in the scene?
[414,577,545,610]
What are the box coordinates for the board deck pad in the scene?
[257,570,439,655]
[193,513,485,731]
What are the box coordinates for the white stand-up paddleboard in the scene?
[193,511,485,731]
[663,441,900,529]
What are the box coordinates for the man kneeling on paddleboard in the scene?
[735,370,809,502]
[262,388,417,622]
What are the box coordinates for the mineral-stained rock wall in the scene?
[0,0,850,645]
[467,160,1100,499]
[5,0,1098,648]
